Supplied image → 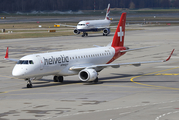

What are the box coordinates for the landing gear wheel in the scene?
[26,79,32,88]
[27,84,32,88]
[53,76,58,82]
[93,77,98,83]
[58,76,64,82]
[82,32,85,37]
[82,32,88,37]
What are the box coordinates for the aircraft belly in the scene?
[78,28,102,32]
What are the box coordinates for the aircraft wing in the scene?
[4,47,19,62]
[55,23,76,28]
[96,27,106,29]
[109,26,118,28]
[4,58,19,62]
[69,49,174,71]
[120,46,157,52]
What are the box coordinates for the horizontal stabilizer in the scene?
[120,46,157,52]
[4,47,19,62]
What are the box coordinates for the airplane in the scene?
[56,4,113,37]
[4,12,174,88]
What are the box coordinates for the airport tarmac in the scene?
[0,26,179,120]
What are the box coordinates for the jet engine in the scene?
[78,69,98,82]
[74,29,80,35]
[103,28,110,36]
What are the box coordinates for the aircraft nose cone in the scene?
[12,66,24,78]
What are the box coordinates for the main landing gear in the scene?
[93,77,98,83]
[82,32,88,37]
[53,76,64,82]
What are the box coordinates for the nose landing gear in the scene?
[82,32,88,37]
[26,78,32,88]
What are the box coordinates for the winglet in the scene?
[164,49,175,62]
[4,47,9,59]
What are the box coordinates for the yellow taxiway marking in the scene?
[131,67,179,90]
[155,73,179,76]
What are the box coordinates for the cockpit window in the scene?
[17,60,23,64]
[77,24,85,26]
[17,60,34,65]
[29,60,34,64]
[23,60,28,64]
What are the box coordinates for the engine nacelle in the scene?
[74,29,80,35]
[78,69,98,82]
[103,28,110,36]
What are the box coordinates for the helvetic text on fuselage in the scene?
[43,55,69,65]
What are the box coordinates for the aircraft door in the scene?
[36,55,44,70]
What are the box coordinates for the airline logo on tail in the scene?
[118,26,124,42]
[112,12,126,47]
[105,4,110,20]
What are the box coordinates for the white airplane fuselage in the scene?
[12,46,120,79]
[77,19,111,32]
[72,4,111,37]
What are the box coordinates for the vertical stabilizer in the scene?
[111,13,126,47]
[5,47,9,59]
[105,4,110,20]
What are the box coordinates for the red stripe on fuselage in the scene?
[106,47,126,64]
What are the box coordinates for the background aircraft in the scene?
[5,13,174,88]
[55,4,113,37]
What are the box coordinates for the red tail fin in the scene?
[111,13,126,47]
[5,47,9,59]
[105,4,110,20]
